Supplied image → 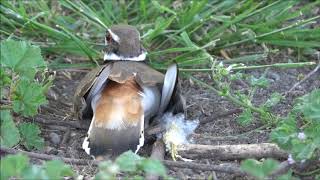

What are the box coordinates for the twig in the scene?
[200,109,242,125]
[60,128,71,147]
[146,140,165,180]
[177,143,287,160]
[286,61,320,94]
[32,117,85,129]
[269,161,291,178]
[0,147,246,175]
[0,147,98,165]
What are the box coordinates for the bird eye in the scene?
[106,34,112,43]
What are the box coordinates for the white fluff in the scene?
[104,51,147,61]
[135,114,144,153]
[162,113,199,149]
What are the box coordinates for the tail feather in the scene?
[82,115,143,156]
[82,78,144,157]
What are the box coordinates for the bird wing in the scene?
[108,61,164,86]
[82,62,161,157]
[159,64,178,114]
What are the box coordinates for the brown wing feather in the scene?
[109,61,164,86]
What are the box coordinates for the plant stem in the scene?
[0,105,13,110]
[185,74,264,114]
[175,62,316,72]
[216,15,320,49]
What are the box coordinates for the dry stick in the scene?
[163,160,245,175]
[269,161,291,178]
[199,108,242,125]
[286,60,320,94]
[177,143,287,160]
[146,140,166,180]
[191,133,250,141]
[0,147,245,175]
[32,117,85,129]
[60,128,71,146]
[1,147,98,165]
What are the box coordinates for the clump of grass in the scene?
[1,0,319,70]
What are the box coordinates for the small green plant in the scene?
[188,63,281,127]
[241,89,320,179]
[271,89,320,161]
[95,151,168,179]
[241,158,295,180]
[0,40,51,150]
[0,153,74,180]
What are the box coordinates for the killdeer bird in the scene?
[74,25,185,158]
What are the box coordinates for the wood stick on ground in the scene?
[0,147,245,175]
[178,143,287,160]
[191,133,250,141]
[146,140,166,180]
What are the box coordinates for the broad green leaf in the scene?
[0,40,45,79]
[291,139,316,160]
[141,159,166,176]
[0,110,20,148]
[241,159,279,179]
[294,89,320,122]
[115,151,142,172]
[132,175,144,180]
[95,161,116,179]
[249,76,269,88]
[18,122,44,150]
[22,166,48,180]
[276,170,296,180]
[95,172,113,180]
[44,160,74,179]
[0,66,11,99]
[263,92,282,109]
[237,109,253,126]
[270,116,297,150]
[261,159,280,176]
[12,79,47,117]
[0,66,11,87]
[0,153,29,180]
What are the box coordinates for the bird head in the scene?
[104,25,147,61]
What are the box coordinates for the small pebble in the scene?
[267,71,280,81]
[49,132,61,145]
[45,146,58,155]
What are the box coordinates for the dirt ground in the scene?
[29,56,319,179]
